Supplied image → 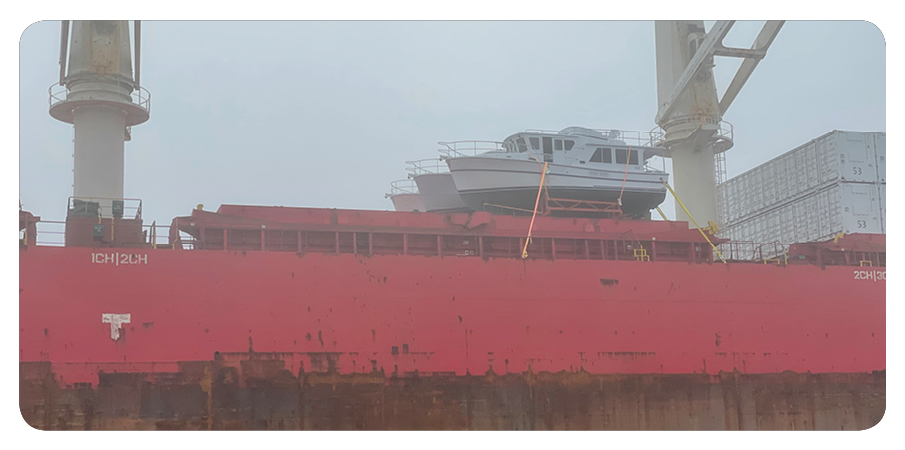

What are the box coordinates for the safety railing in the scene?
[67,197,143,220]
[20,219,196,250]
[437,140,506,158]
[131,85,152,112]
[48,83,151,113]
[650,119,734,149]
[716,240,788,263]
[147,224,197,250]
[386,180,419,198]
[405,158,449,176]
[27,220,66,247]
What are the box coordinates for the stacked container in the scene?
[717,130,885,248]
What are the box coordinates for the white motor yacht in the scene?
[385,179,426,212]
[407,158,472,213]
[443,127,668,218]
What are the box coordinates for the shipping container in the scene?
[717,130,885,226]
[721,181,885,248]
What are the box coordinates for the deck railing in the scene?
[387,179,419,197]
[525,129,664,149]
[405,158,448,176]
[20,219,195,250]
[716,240,788,263]
[437,140,506,158]
[49,84,151,113]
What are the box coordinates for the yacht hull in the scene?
[447,157,666,216]
[413,173,471,213]
[390,193,426,212]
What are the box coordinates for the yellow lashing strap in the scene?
[660,178,726,264]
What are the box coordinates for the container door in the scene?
[838,182,883,234]
[838,131,878,183]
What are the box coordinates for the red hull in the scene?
[19,245,885,385]
[18,206,886,429]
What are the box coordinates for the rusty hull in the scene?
[20,358,884,430]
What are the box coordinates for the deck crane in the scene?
[654,20,783,228]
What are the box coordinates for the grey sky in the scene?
[19,21,885,227]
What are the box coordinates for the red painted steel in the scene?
[19,207,885,388]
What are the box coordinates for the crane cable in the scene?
[522,162,549,259]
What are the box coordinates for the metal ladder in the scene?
[713,150,728,231]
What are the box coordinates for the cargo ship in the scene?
[19,21,885,430]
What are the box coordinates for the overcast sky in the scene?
[18,21,885,227]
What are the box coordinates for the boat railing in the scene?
[386,179,419,198]
[437,140,506,158]
[405,158,448,176]
[526,129,665,149]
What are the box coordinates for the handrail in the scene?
[437,140,506,158]
[524,128,665,149]
[387,179,419,197]
[716,240,788,262]
[49,83,151,113]
[405,158,448,176]
[650,120,734,149]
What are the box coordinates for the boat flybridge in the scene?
[442,127,668,218]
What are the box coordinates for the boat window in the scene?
[564,140,575,151]
[590,147,612,163]
[516,138,528,153]
[554,139,563,151]
[529,137,540,150]
[616,148,639,165]
[542,137,553,162]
